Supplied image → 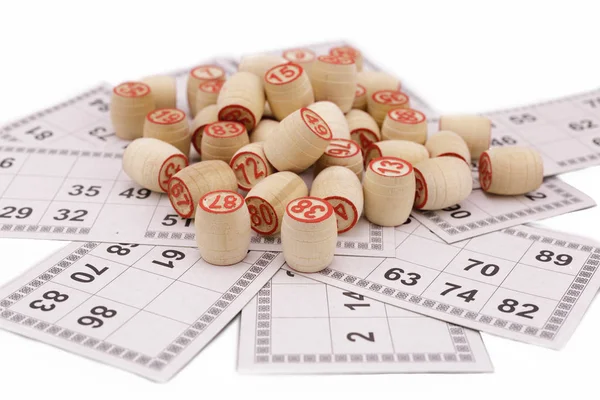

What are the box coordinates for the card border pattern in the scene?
[416,181,586,237]
[0,242,281,372]
[313,228,599,342]
[251,280,477,365]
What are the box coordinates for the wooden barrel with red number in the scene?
[281,196,338,273]
[439,115,492,159]
[250,119,279,143]
[111,81,155,140]
[238,54,288,78]
[308,101,350,139]
[195,190,251,266]
[364,140,429,167]
[363,156,415,226]
[245,171,308,235]
[425,131,471,163]
[367,90,410,126]
[381,108,428,144]
[229,142,274,191]
[187,64,226,117]
[201,121,250,162]
[123,138,189,193]
[478,147,543,195]
[413,156,473,210]
[264,63,314,120]
[310,55,357,113]
[282,48,316,74]
[310,166,364,234]
[167,160,237,218]
[314,139,363,178]
[141,75,176,109]
[217,71,265,131]
[143,108,191,156]
[191,104,219,155]
[352,83,367,110]
[263,107,332,173]
[357,70,401,97]
[195,79,224,116]
[345,109,381,153]
[329,45,363,71]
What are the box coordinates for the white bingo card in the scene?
[425,88,600,187]
[284,218,600,349]
[0,144,395,257]
[412,177,596,243]
[0,241,285,381]
[0,58,238,152]
[238,270,493,374]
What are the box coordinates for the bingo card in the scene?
[0,241,285,381]
[0,58,237,151]
[284,218,600,349]
[425,88,600,187]
[0,144,394,257]
[238,270,493,374]
[412,177,595,243]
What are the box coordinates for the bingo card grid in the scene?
[412,178,596,243]
[426,87,600,186]
[0,84,125,150]
[0,241,285,381]
[0,145,395,256]
[238,270,493,373]
[0,58,239,151]
[284,219,600,348]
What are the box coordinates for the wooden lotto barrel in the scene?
[479,147,543,195]
[195,79,224,115]
[186,64,226,117]
[425,131,471,163]
[229,142,274,191]
[264,63,314,120]
[263,107,332,173]
[281,196,338,273]
[245,171,308,235]
[345,109,381,152]
[367,90,410,126]
[167,160,237,218]
[238,54,288,78]
[310,55,357,113]
[381,108,428,144]
[364,140,429,167]
[314,139,363,178]
[357,70,401,97]
[200,121,250,162]
[439,115,492,159]
[352,83,367,110]
[111,81,155,140]
[141,75,176,109]
[329,45,363,71]
[143,108,191,156]
[122,138,188,193]
[363,157,415,226]
[217,71,265,132]
[310,166,364,234]
[413,156,473,210]
[195,190,251,266]
[191,104,219,155]
[250,119,279,143]
[308,101,350,139]
[282,48,316,74]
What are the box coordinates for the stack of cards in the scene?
[0,41,599,382]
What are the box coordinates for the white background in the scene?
[1,0,600,399]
